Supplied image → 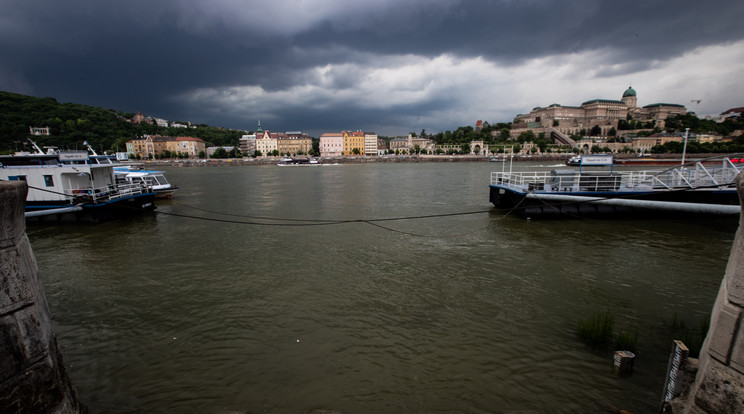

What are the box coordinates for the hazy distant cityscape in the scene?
[114,86,743,160]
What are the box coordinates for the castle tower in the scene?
[621,86,637,109]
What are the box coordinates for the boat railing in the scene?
[491,158,744,194]
[67,182,147,203]
[648,161,743,190]
[491,170,629,192]
[490,171,551,190]
[491,169,701,193]
[113,182,149,199]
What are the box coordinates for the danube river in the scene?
[28,161,737,413]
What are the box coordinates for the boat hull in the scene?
[489,185,740,218]
[25,192,156,223]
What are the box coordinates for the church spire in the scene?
[256,119,263,133]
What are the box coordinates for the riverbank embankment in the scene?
[663,172,744,413]
[0,181,86,413]
[141,153,730,168]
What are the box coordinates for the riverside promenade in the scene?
[140,152,722,168]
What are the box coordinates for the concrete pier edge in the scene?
[664,172,744,413]
[0,180,85,414]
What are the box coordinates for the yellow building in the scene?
[166,137,206,157]
[343,131,366,155]
[126,136,205,158]
[277,131,312,155]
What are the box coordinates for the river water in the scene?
[27,161,737,413]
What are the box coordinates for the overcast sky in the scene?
[1,0,742,137]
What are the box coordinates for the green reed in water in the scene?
[577,310,639,352]
[664,312,710,358]
[577,310,615,349]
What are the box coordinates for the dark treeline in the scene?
[0,91,243,154]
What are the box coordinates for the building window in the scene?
[43,175,54,187]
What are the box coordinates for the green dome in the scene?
[623,86,636,97]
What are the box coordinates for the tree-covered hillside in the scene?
[0,91,244,154]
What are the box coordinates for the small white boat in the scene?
[277,157,320,166]
[114,167,179,199]
[566,155,582,166]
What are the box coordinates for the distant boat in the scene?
[277,157,320,166]
[489,155,744,218]
[566,155,581,166]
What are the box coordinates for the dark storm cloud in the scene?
[1,0,742,135]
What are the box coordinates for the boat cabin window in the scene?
[43,175,54,187]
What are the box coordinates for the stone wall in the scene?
[664,173,744,413]
[0,181,84,413]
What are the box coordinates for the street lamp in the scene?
[681,128,689,166]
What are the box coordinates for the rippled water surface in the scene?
[28,161,737,413]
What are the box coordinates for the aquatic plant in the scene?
[615,329,638,353]
[664,312,710,358]
[577,310,615,349]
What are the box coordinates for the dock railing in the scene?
[649,160,743,190]
[490,162,743,194]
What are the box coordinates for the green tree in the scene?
[499,128,511,141]
[517,130,535,142]
[312,139,320,156]
[536,139,548,152]
[211,147,227,158]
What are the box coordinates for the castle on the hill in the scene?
[513,86,687,137]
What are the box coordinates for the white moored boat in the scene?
[489,154,744,218]
[114,167,179,199]
[0,142,156,222]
